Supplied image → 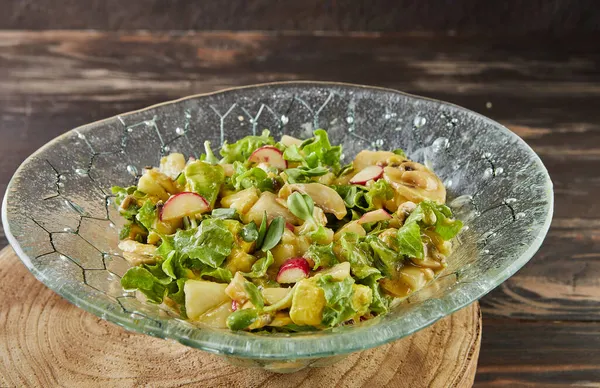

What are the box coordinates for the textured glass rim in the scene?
[2,81,553,359]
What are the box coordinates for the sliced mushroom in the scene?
[383,163,446,211]
[352,150,401,171]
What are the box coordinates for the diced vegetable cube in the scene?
[289,279,325,326]
[184,280,230,320]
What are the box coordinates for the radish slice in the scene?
[358,209,392,224]
[276,258,310,284]
[249,146,287,170]
[160,192,210,221]
[349,165,384,185]
[231,300,240,312]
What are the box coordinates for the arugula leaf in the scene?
[240,222,259,242]
[396,220,424,259]
[231,163,275,192]
[172,218,234,268]
[366,235,402,277]
[211,208,238,220]
[241,251,274,278]
[136,200,156,230]
[256,212,268,249]
[304,242,338,270]
[317,275,356,327]
[121,266,168,304]
[184,160,225,207]
[300,129,342,172]
[359,274,390,315]
[338,233,381,279]
[244,281,264,311]
[220,129,275,163]
[261,216,285,251]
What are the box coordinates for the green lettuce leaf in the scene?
[405,200,463,240]
[136,200,156,230]
[300,129,342,172]
[338,233,380,279]
[231,162,275,192]
[211,208,238,220]
[200,141,220,165]
[317,275,356,326]
[359,274,390,315]
[396,220,424,259]
[121,266,168,304]
[161,251,193,279]
[282,145,305,162]
[304,242,338,270]
[112,186,140,219]
[366,235,403,277]
[172,218,234,268]
[166,278,187,318]
[198,266,233,283]
[333,180,394,212]
[220,129,275,163]
[240,251,274,278]
[285,166,329,184]
[184,160,225,207]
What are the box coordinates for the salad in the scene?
[113,129,462,332]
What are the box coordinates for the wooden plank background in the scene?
[1,2,599,386]
[1,0,599,33]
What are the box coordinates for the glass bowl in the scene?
[2,82,553,372]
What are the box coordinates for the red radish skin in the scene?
[249,146,287,170]
[358,209,392,224]
[349,165,384,185]
[231,300,239,312]
[160,192,210,221]
[276,258,310,284]
[285,222,295,232]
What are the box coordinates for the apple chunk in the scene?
[249,146,287,170]
[277,258,310,284]
[160,192,209,221]
[349,165,384,185]
[358,209,391,224]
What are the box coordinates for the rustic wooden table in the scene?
[1,30,599,386]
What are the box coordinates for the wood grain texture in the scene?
[476,319,600,387]
[0,31,598,325]
[0,247,481,388]
[2,0,600,33]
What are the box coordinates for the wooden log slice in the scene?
[0,246,481,387]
